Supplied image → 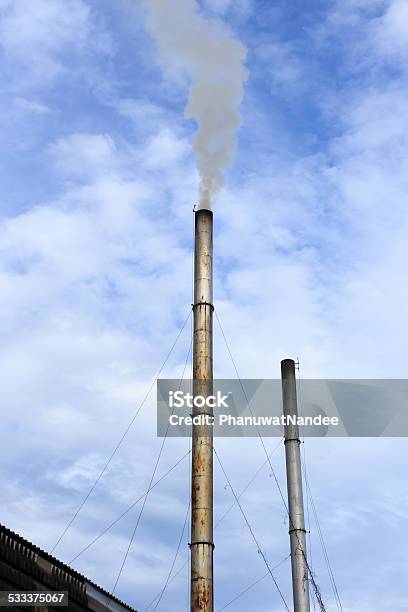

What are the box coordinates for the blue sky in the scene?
[1,0,408,610]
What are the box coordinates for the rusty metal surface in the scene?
[190,210,214,612]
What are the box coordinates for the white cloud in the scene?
[202,0,233,15]
[321,0,408,74]
[13,96,51,114]
[370,0,408,62]
[117,98,170,132]
[325,0,387,28]
[48,133,118,179]
[254,39,304,95]
[0,0,112,89]
[143,128,190,168]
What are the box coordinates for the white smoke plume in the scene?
[145,0,247,209]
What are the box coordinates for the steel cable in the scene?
[214,447,292,612]
[216,554,291,611]
[111,330,193,593]
[297,367,344,612]
[52,310,192,554]
[69,449,191,564]
[215,310,328,612]
[143,439,283,610]
[148,499,190,612]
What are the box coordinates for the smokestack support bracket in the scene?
[188,541,215,550]
[192,301,214,311]
[284,437,301,445]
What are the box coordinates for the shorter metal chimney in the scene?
[281,358,310,612]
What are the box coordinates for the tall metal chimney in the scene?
[190,209,214,612]
[281,358,310,612]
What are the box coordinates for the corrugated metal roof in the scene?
[0,523,137,612]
